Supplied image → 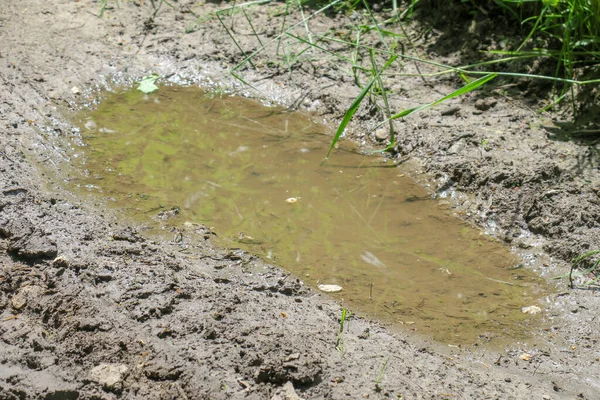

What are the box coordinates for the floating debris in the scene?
[236,232,263,245]
[84,120,97,131]
[318,284,342,293]
[521,305,542,315]
[519,353,532,361]
[360,251,386,269]
[286,197,300,204]
[137,74,159,94]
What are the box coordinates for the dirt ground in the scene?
[1,1,600,399]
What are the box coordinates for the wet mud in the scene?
[1,1,600,399]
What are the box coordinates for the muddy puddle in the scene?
[69,86,547,345]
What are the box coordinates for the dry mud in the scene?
[1,1,600,399]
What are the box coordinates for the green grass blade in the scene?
[369,49,395,146]
[216,11,256,69]
[325,54,397,161]
[568,249,600,288]
[389,73,497,121]
[325,78,375,161]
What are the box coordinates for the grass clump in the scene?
[415,0,600,111]
[181,0,600,162]
[567,249,600,288]
[208,0,505,158]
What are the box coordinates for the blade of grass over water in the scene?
[324,54,398,161]
[324,78,374,162]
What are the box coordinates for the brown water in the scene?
[71,86,546,344]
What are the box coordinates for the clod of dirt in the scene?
[112,227,144,243]
[441,105,461,116]
[474,97,498,111]
[271,381,305,400]
[1,219,58,260]
[11,285,43,311]
[88,363,129,391]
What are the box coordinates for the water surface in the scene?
[71,86,546,344]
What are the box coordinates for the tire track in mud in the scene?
[1,0,599,398]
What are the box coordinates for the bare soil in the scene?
[1,1,600,399]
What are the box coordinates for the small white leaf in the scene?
[318,284,342,293]
[137,74,159,94]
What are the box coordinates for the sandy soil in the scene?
[1,1,600,399]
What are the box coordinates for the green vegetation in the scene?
[335,308,351,353]
[98,0,118,17]
[444,0,600,110]
[205,0,599,155]
[137,74,160,94]
[567,250,600,288]
[490,0,600,78]
[375,357,390,393]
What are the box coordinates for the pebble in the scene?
[374,129,388,141]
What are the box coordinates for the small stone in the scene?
[374,129,388,141]
[11,293,27,310]
[71,86,81,95]
[89,363,128,390]
[516,240,533,249]
[317,284,342,293]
